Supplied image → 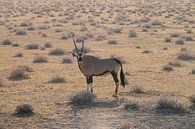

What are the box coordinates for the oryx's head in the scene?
[72,36,85,64]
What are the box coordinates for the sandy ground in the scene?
[0,0,195,128]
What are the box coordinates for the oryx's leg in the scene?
[111,72,119,97]
[86,76,93,92]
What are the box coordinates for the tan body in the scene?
[78,55,120,77]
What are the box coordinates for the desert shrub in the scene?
[61,34,69,40]
[143,50,153,54]
[95,35,105,41]
[189,95,195,106]
[12,43,19,47]
[20,21,32,27]
[69,91,96,106]
[168,61,182,67]
[128,31,137,37]
[25,43,39,50]
[27,26,35,30]
[124,102,138,111]
[185,35,193,41]
[130,85,144,94]
[151,20,162,25]
[14,52,23,57]
[171,33,180,37]
[175,38,184,45]
[15,30,27,35]
[108,28,122,34]
[38,25,49,30]
[49,75,65,83]
[2,39,12,45]
[164,37,172,42]
[72,47,90,55]
[49,48,65,56]
[142,28,148,32]
[9,67,29,80]
[156,97,185,111]
[33,56,48,63]
[107,40,118,45]
[162,65,173,72]
[80,26,87,31]
[44,42,52,48]
[15,103,34,116]
[186,29,192,34]
[177,51,195,61]
[19,65,33,72]
[62,57,72,64]
[42,33,47,37]
[55,28,63,33]
[76,36,84,42]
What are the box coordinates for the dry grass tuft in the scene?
[9,66,29,80]
[69,91,96,106]
[1,39,12,45]
[33,56,48,63]
[177,51,195,61]
[156,97,185,111]
[124,102,138,111]
[130,85,145,94]
[25,43,39,50]
[49,75,65,83]
[15,103,34,117]
[189,95,195,106]
[14,52,23,57]
[162,64,173,72]
[49,48,65,56]
[62,57,72,64]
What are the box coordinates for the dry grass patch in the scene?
[44,42,52,48]
[12,43,19,47]
[177,51,195,61]
[69,91,96,106]
[107,40,118,45]
[156,97,185,112]
[1,38,12,45]
[124,102,139,111]
[130,85,145,94]
[49,75,65,83]
[162,64,173,72]
[62,57,72,64]
[9,66,29,80]
[14,103,34,117]
[25,43,39,50]
[189,95,195,106]
[49,48,65,56]
[33,56,48,63]
[14,52,23,57]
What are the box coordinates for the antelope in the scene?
[72,36,125,96]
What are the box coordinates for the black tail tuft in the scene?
[113,58,125,87]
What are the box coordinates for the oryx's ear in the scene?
[72,52,76,57]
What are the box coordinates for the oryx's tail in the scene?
[113,58,125,87]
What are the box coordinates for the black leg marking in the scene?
[86,76,93,92]
[111,72,119,95]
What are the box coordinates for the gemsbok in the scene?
[72,36,125,96]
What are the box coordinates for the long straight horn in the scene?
[72,36,78,54]
[81,39,85,54]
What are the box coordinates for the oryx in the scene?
[72,36,125,96]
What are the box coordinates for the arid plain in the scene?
[0,0,195,129]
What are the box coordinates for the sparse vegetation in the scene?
[175,38,184,45]
[156,97,185,111]
[44,42,52,48]
[14,52,23,57]
[15,30,27,35]
[124,102,138,111]
[62,57,72,64]
[49,75,65,83]
[130,85,144,94]
[2,39,12,45]
[25,43,39,50]
[15,103,34,116]
[177,51,195,61]
[69,91,96,106]
[128,31,137,37]
[107,40,118,45]
[49,48,65,56]
[9,66,29,80]
[164,37,172,42]
[33,56,48,63]
[189,95,195,106]
[163,64,173,72]
[191,69,195,75]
